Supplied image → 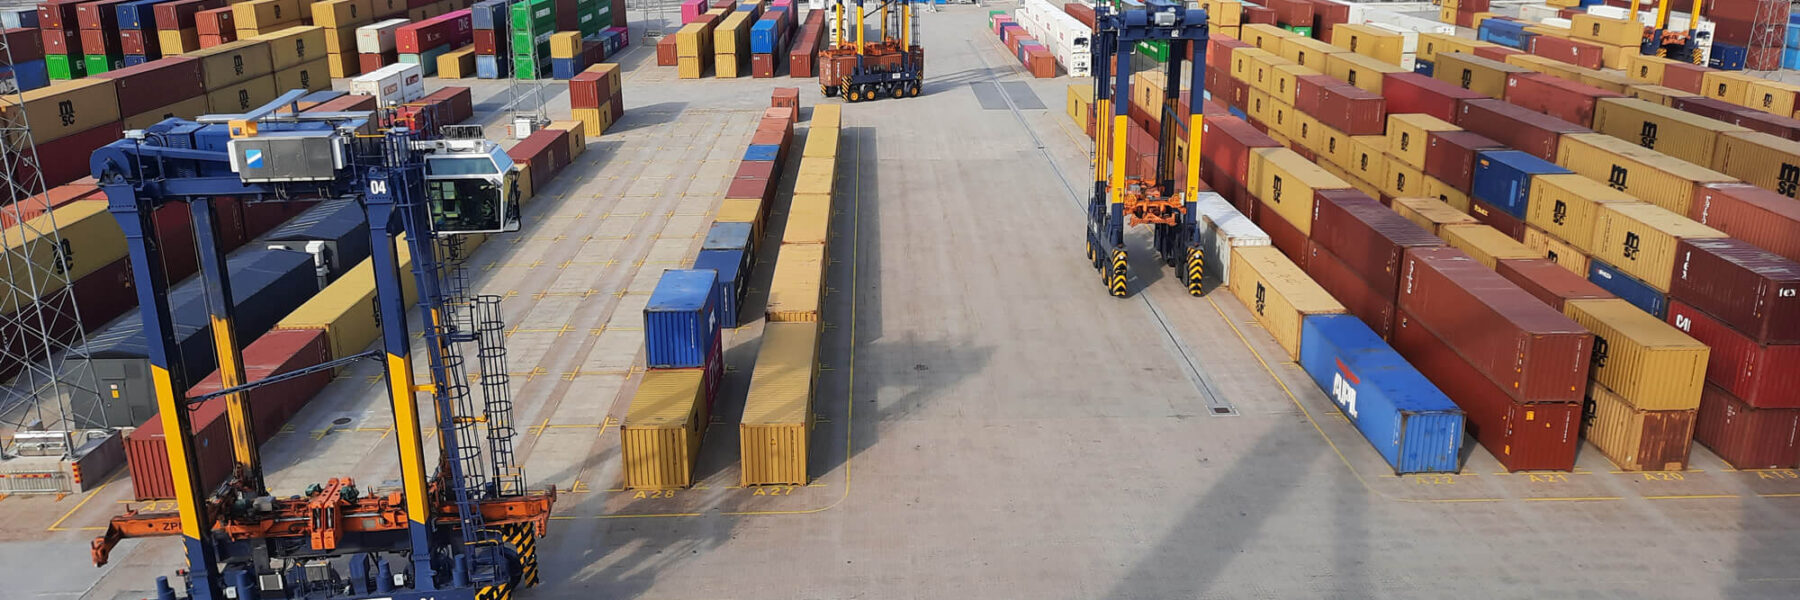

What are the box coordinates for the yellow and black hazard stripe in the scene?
[499,522,540,588]
[476,583,512,600]
[1186,247,1206,297]
[1108,249,1128,297]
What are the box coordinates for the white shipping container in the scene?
[350,63,425,106]
[356,18,409,54]
[1017,0,1093,77]
[1543,17,1572,28]
[1197,192,1271,284]
[1367,22,1420,53]
[1519,4,1561,23]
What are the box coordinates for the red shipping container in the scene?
[1305,239,1398,338]
[657,34,679,66]
[1063,2,1094,28]
[77,0,129,32]
[396,10,472,54]
[186,328,335,447]
[1747,47,1783,71]
[1310,190,1443,299]
[0,255,135,385]
[1471,45,1521,62]
[2,182,101,225]
[1382,72,1484,124]
[37,0,83,30]
[1708,0,1783,22]
[1496,258,1615,310]
[359,50,396,73]
[1526,34,1603,70]
[119,29,157,56]
[1468,198,1527,240]
[155,0,228,30]
[194,6,234,37]
[1668,300,1800,408]
[1668,238,1800,345]
[752,53,775,78]
[95,56,204,117]
[2,27,43,63]
[1458,0,1490,12]
[1503,72,1620,128]
[1455,98,1589,162]
[417,86,474,125]
[1244,5,1276,25]
[1208,35,1250,73]
[1399,247,1594,403]
[1200,116,1281,212]
[1660,60,1707,94]
[1252,199,1310,268]
[126,391,233,501]
[473,28,498,55]
[1688,183,1800,264]
[1694,385,1800,469]
[1393,309,1582,471]
[1269,0,1313,27]
[79,28,119,56]
[1671,96,1800,141]
[1423,130,1503,193]
[305,94,377,113]
[42,26,78,54]
[1295,75,1385,135]
[7,123,123,190]
[1309,0,1351,40]
[568,69,610,109]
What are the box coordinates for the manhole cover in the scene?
[332,418,353,426]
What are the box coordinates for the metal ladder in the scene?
[472,295,522,497]
[640,0,680,39]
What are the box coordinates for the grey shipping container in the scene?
[264,197,373,287]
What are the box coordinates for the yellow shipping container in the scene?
[1419,32,1478,62]
[767,243,827,322]
[550,31,583,58]
[1439,224,1538,269]
[803,129,839,158]
[783,193,832,245]
[1578,68,1633,94]
[1229,47,1274,85]
[1382,152,1426,198]
[1134,71,1167,111]
[545,120,586,157]
[276,237,418,362]
[1701,70,1759,105]
[1318,159,1382,200]
[1347,135,1387,184]
[1596,43,1635,70]
[739,321,821,486]
[159,28,199,54]
[715,52,742,78]
[1591,203,1725,292]
[1298,116,1351,168]
[1624,84,1690,106]
[1591,97,1747,167]
[1267,99,1298,140]
[205,75,279,114]
[794,160,836,196]
[1250,147,1351,236]
[1437,6,1455,24]
[1468,12,1495,30]
[0,201,125,315]
[1211,23,1241,41]
[1423,175,1471,212]
[272,58,329,93]
[253,26,326,71]
[1526,25,1570,38]
[1330,23,1405,66]
[716,197,764,241]
[1278,36,1340,69]
[1522,226,1591,275]
[437,47,475,79]
[1247,87,1273,124]
[1067,83,1093,126]
[621,370,708,490]
[813,103,841,129]
[1269,63,1318,106]
[1584,381,1696,471]
[1200,0,1242,26]
[1564,299,1709,411]
[124,96,210,129]
[1433,52,1527,99]
[1506,53,1585,81]
[677,55,705,79]
[1387,113,1459,170]
[190,40,275,89]
[1744,79,1800,116]
[676,22,715,58]
[326,52,358,78]
[1393,197,1478,235]
[0,79,119,145]
[1711,130,1800,198]
[1554,133,1736,215]
[323,24,357,54]
[1624,53,1673,85]
[1229,246,1347,360]
[714,11,753,55]
[312,0,372,28]
[1242,23,1294,54]
[234,0,302,33]
[1324,51,1404,94]
[515,163,533,203]
[572,105,614,137]
[1526,173,1641,254]
[1570,14,1642,46]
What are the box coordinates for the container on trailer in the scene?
[766,243,826,322]
[1496,257,1614,310]
[1299,314,1465,473]
[1304,240,1398,339]
[739,321,820,486]
[1423,130,1503,193]
[1668,238,1800,345]
[1554,133,1734,216]
[1470,150,1571,220]
[1399,247,1593,402]
[1667,300,1800,409]
[1525,174,1639,255]
[1391,197,1476,235]
[1591,97,1748,167]
[1229,246,1347,360]
[1588,259,1667,318]
[1456,98,1589,162]
[1563,298,1709,411]
[1391,310,1583,471]
[1591,202,1726,293]
[1309,190,1442,299]
[621,369,708,490]
[1584,382,1696,471]
[1694,385,1800,469]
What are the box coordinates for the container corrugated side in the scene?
[276,237,418,362]
[0,200,126,315]
[1553,132,1736,216]
[1311,192,1442,299]
[1563,298,1708,410]
[1585,381,1696,471]
[1668,238,1800,345]
[1496,257,1615,310]
[1386,113,1460,171]
[1305,240,1398,338]
[1195,191,1270,285]
[782,193,831,245]
[1591,97,1748,167]
[1667,300,1800,409]
[740,321,820,486]
[1591,202,1726,293]
[766,243,826,322]
[1299,314,1465,473]
[1229,246,1346,360]
[1694,385,1800,469]
[622,369,707,490]
[1689,183,1800,264]
[1520,226,1591,275]
[1438,224,1537,269]
[1325,50,1405,94]
[1709,130,1800,200]
[802,127,839,158]
[1587,259,1667,318]
[1249,147,1352,237]
[1525,173,1641,254]
[1434,51,1529,99]
[1391,197,1477,235]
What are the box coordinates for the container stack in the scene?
[715,100,801,244]
[674,9,718,78]
[119,0,164,66]
[472,0,507,78]
[1708,0,1785,70]
[990,12,1055,78]
[150,0,210,56]
[713,3,756,78]
[2,13,49,91]
[256,27,331,96]
[787,8,822,78]
[568,62,623,135]
[75,0,121,75]
[748,1,790,78]
[1014,0,1090,77]
[313,0,372,78]
[195,6,235,49]
[511,0,555,78]
[396,10,472,77]
[356,18,406,73]
[622,269,725,490]
[549,31,583,78]
[40,0,82,79]
[348,61,424,106]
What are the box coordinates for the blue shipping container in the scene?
[1711,43,1747,71]
[1298,315,1466,474]
[1588,260,1666,318]
[1412,58,1433,76]
[692,251,744,329]
[115,0,171,30]
[123,54,149,67]
[300,89,346,104]
[2,7,39,28]
[264,198,373,286]
[472,0,508,29]
[477,54,505,79]
[550,56,585,79]
[751,19,780,54]
[1477,21,1533,50]
[1471,150,1569,219]
[1785,48,1800,71]
[744,144,781,162]
[645,269,722,369]
[1787,23,1800,47]
[701,221,754,292]
[2,60,50,92]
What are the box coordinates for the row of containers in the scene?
[660,0,801,79]
[1471,6,1784,73]
[123,87,605,500]
[987,0,1093,79]
[986,10,1055,78]
[1500,1,1789,71]
[1070,23,1800,473]
[479,0,628,80]
[619,93,837,489]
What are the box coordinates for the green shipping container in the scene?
[46,53,84,80]
[510,0,557,31]
[83,54,122,75]
[1136,40,1168,62]
[513,56,545,79]
[1282,24,1314,37]
[511,30,553,54]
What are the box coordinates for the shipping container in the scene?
[1324,50,1404,94]
[739,321,819,486]
[621,369,709,489]
[1470,150,1571,220]
[1588,259,1667,318]
[262,198,372,287]
[1524,174,1640,255]
[1624,83,1692,107]
[1497,257,1614,310]
[188,39,274,88]
[1391,196,1476,235]
[1520,226,1588,274]
[1687,183,1800,264]
[1423,130,1503,193]
[1434,51,1528,99]
[766,243,825,322]
[1310,190,1442,299]
[1201,116,1282,212]
[1438,223,1536,269]
[255,25,329,71]
[1554,133,1736,216]
[1248,147,1352,236]
[1196,192,1270,285]
[1298,314,1465,473]
[1381,72,1486,123]
[693,224,750,329]
[1386,113,1459,171]
[1584,381,1696,471]
[276,237,418,363]
[1229,245,1346,360]
[0,79,120,146]
[1591,202,1726,293]
[1564,298,1708,410]
[1400,247,1593,402]
[1700,70,1759,105]
[1694,385,1800,469]
[0,200,127,316]
[1709,131,1800,200]
[1468,197,1527,240]
[1304,240,1398,338]
[1667,300,1800,409]
[1591,97,1747,168]
[1457,98,1590,162]
[1392,309,1583,471]
[1666,238,1800,345]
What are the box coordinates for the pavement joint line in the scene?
[45,481,106,532]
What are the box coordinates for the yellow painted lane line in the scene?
[46,482,108,532]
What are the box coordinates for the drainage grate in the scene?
[998,82,1047,110]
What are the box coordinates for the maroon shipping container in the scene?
[1,27,43,63]
[1200,116,1281,213]
[126,392,232,501]
[1459,0,1491,11]
[568,69,611,109]
[1252,199,1310,268]
[0,256,135,384]
[1309,0,1351,40]
[359,51,396,73]
[1526,34,1602,70]
[79,28,119,56]
[1393,310,1582,471]
[1504,72,1620,128]
[37,0,83,30]
[1668,238,1800,345]
[1269,0,1313,27]
[656,34,677,65]
[186,328,334,443]
[1694,385,1800,469]
[1746,47,1782,72]
[77,0,129,31]
[1668,300,1800,408]
[1472,45,1522,62]
[417,86,473,125]
[120,29,157,56]
[94,56,204,117]
[473,28,497,55]
[1468,198,1528,240]
[1399,247,1594,402]
[1496,258,1615,310]
[41,26,77,54]
[1063,2,1094,28]
[1455,98,1589,162]
[1243,5,1276,25]
[1672,96,1800,141]
[751,53,776,78]
[1306,240,1398,338]
[1,182,101,227]
[396,10,471,54]
[1659,60,1707,94]
[1295,75,1385,135]
[1382,72,1484,124]
[194,6,233,37]
[507,130,568,191]
[9,123,123,190]
[305,94,377,113]
[1209,34,1249,73]
[1689,183,1800,264]
[1424,130,1503,193]
[155,0,227,30]
[1309,189,1440,299]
